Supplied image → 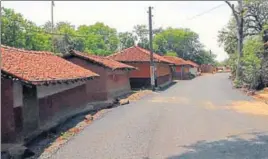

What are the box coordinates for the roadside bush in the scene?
[240,36,263,89]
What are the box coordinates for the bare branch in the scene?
[225,1,233,9]
[225,1,240,23]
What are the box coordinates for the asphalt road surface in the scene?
[51,73,268,159]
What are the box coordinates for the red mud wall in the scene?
[1,78,16,143]
[106,70,131,98]
[38,84,88,125]
[66,57,108,101]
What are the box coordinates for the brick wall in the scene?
[1,78,16,143]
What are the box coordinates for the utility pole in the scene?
[148,6,155,91]
[51,1,55,53]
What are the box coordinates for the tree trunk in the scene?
[235,0,244,81]
[261,51,268,87]
[225,0,244,82]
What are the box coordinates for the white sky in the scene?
[2,1,234,62]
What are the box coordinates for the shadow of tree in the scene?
[167,132,268,159]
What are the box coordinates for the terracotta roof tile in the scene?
[186,60,199,67]
[163,56,189,66]
[108,46,174,64]
[70,50,136,70]
[1,45,99,85]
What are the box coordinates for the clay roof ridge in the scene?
[135,46,168,63]
[107,45,136,58]
[70,50,135,70]
[1,45,53,55]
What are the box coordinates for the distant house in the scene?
[1,46,99,143]
[163,56,193,80]
[63,50,136,101]
[108,46,174,88]
[201,64,215,73]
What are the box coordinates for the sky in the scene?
[2,1,235,62]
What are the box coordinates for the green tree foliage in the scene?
[1,7,51,50]
[241,36,263,89]
[218,0,268,55]
[1,7,119,56]
[165,52,177,57]
[76,22,119,56]
[118,32,137,50]
[153,27,216,65]
[218,0,268,89]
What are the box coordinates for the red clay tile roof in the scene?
[69,50,136,70]
[1,45,99,85]
[163,56,190,66]
[108,46,174,64]
[186,60,199,67]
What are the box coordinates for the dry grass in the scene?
[226,101,268,116]
[149,96,190,104]
[126,90,154,101]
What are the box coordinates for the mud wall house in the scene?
[1,46,99,143]
[63,50,136,101]
[201,64,215,73]
[108,46,175,88]
[163,56,192,80]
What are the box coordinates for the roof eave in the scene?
[1,70,98,86]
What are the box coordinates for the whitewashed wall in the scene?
[37,81,86,98]
[13,81,23,108]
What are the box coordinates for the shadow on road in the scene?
[167,132,268,159]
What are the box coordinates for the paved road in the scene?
[52,73,268,159]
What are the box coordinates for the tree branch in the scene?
[225,1,239,23]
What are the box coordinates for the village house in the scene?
[1,46,99,143]
[163,56,193,80]
[63,50,136,101]
[200,64,215,73]
[108,46,175,88]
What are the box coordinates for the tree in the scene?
[133,24,149,49]
[219,0,268,87]
[53,21,76,54]
[241,35,263,89]
[153,27,213,64]
[219,0,268,55]
[76,22,119,56]
[218,18,237,55]
[1,7,51,51]
[118,32,136,50]
[225,0,244,82]
[243,0,268,36]
[1,7,27,48]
